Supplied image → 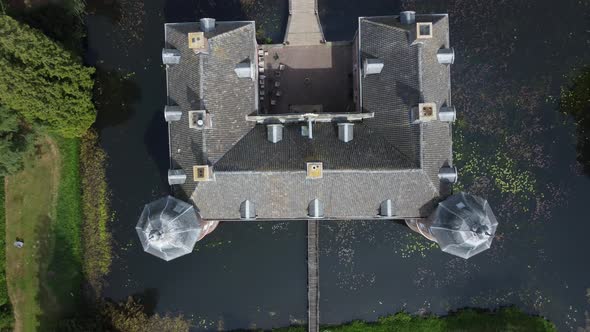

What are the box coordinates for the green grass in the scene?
[4,136,83,331]
[0,178,14,331]
[44,136,83,322]
[273,307,556,332]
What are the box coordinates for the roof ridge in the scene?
[361,17,407,33]
[208,22,253,42]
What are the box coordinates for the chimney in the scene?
[200,18,216,32]
[240,200,256,220]
[164,105,182,122]
[400,11,416,25]
[188,32,209,54]
[167,169,187,185]
[337,123,354,143]
[162,48,180,65]
[437,48,455,64]
[267,124,283,143]
[308,199,324,218]
[438,106,456,122]
[438,166,458,183]
[363,58,384,77]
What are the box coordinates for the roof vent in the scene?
[437,48,455,64]
[379,199,395,217]
[188,110,212,129]
[167,169,187,185]
[267,124,283,143]
[308,199,324,218]
[438,106,456,122]
[416,22,433,39]
[363,58,384,77]
[337,123,354,143]
[438,166,458,183]
[400,11,416,25]
[162,48,180,65]
[200,18,216,32]
[188,32,208,54]
[306,162,323,179]
[240,200,256,220]
[234,60,254,80]
[411,102,438,123]
[193,165,214,182]
[164,105,182,122]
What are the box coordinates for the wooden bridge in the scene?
[284,0,325,45]
[307,220,320,332]
[283,2,325,330]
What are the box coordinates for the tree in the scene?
[0,15,95,138]
[0,106,33,176]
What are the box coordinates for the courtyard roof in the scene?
[164,14,454,220]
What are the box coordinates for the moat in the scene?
[86,0,590,330]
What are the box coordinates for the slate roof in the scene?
[165,15,453,220]
[165,21,257,196]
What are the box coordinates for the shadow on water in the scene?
[144,108,170,187]
[93,68,141,130]
[318,0,402,41]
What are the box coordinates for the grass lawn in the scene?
[4,135,82,332]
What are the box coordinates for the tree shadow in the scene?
[34,214,84,331]
[85,0,123,23]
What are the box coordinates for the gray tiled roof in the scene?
[215,123,416,171]
[192,170,438,220]
[165,15,453,220]
[359,15,453,191]
[165,21,257,197]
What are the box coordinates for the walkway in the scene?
[285,0,325,45]
[307,219,319,332]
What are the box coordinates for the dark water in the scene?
[86,0,590,330]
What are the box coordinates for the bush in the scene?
[273,307,556,332]
[80,130,112,296]
[560,67,590,175]
[0,15,95,138]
